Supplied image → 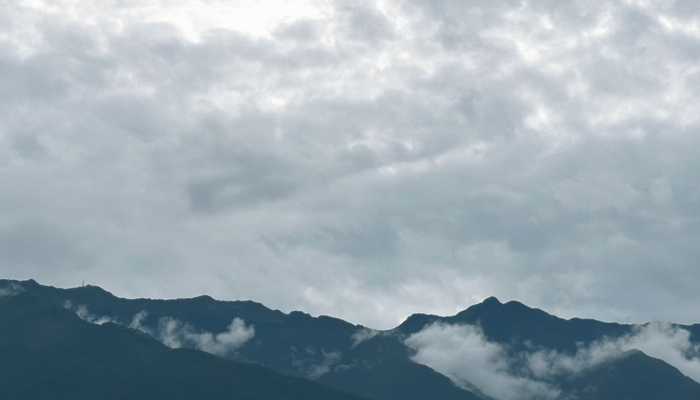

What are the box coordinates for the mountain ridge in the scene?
[2,278,699,400]
[0,290,368,400]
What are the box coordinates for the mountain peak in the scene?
[191,294,216,302]
[481,296,502,306]
[69,284,115,298]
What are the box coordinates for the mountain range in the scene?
[1,278,699,400]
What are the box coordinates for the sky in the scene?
[2,0,700,329]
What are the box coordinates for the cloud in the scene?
[405,323,559,400]
[0,282,25,297]
[291,348,342,379]
[128,310,152,333]
[525,322,700,383]
[155,316,255,356]
[188,318,256,356]
[406,322,700,400]
[624,323,700,382]
[351,327,379,347]
[64,301,117,325]
[3,0,700,329]
[64,304,255,356]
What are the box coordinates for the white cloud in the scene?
[128,310,151,333]
[156,317,255,356]
[625,323,700,382]
[351,327,379,347]
[64,304,255,355]
[406,322,700,400]
[525,322,700,383]
[64,302,117,325]
[405,323,559,400]
[188,318,256,356]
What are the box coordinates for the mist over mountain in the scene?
[2,278,700,400]
[0,284,365,400]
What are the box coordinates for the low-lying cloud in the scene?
[156,316,255,356]
[405,323,558,400]
[291,347,342,379]
[0,282,25,297]
[351,327,379,347]
[525,322,700,383]
[405,322,700,400]
[65,304,255,356]
[64,300,117,325]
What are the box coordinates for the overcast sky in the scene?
[2,0,700,329]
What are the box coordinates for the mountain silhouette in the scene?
[398,296,632,352]
[2,279,699,400]
[0,290,365,400]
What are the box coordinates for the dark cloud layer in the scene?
[2,0,700,328]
